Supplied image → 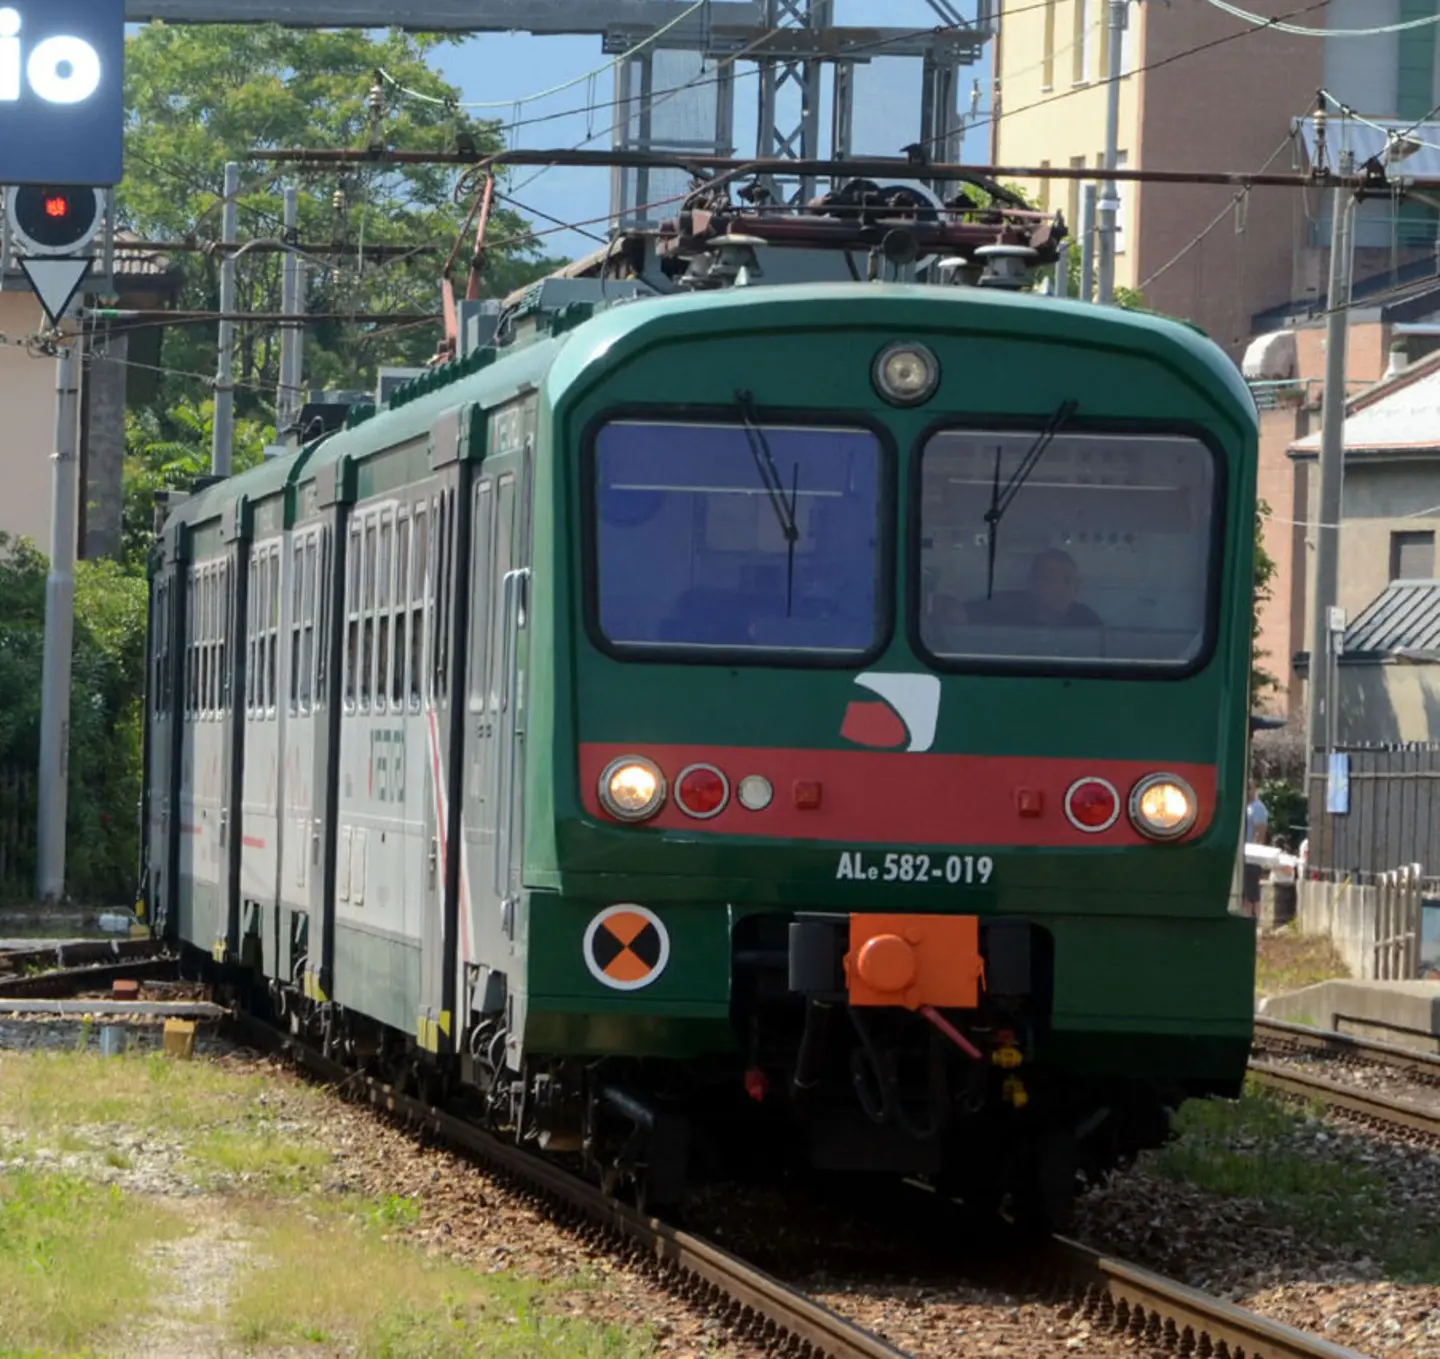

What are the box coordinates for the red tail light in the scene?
[676,763,728,819]
[1064,777,1120,833]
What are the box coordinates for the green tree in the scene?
[1251,500,1280,706]
[998,182,1146,309]
[0,536,147,905]
[120,23,566,420]
[121,400,271,573]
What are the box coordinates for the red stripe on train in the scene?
[578,744,1218,847]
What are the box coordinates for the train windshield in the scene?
[917,428,1217,671]
[593,419,885,657]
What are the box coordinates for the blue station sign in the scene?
[0,0,125,186]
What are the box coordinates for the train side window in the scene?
[468,479,493,712]
[186,569,198,720]
[429,494,446,703]
[345,523,361,710]
[245,554,257,718]
[394,512,410,708]
[316,526,331,707]
[219,560,231,713]
[377,511,393,712]
[300,534,317,712]
[202,565,215,719]
[491,475,514,714]
[361,517,376,709]
[267,547,281,718]
[411,503,427,708]
[289,538,304,715]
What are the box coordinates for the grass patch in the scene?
[1255,926,1349,999]
[191,1128,331,1190]
[229,1202,654,1358]
[0,1170,182,1355]
[1153,1084,1440,1280]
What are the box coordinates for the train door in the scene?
[219,504,251,965]
[460,398,532,1022]
[418,410,473,1054]
[306,461,354,1003]
[144,538,182,938]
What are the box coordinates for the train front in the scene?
[525,280,1257,1222]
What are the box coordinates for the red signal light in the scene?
[675,764,728,819]
[44,196,69,219]
[1064,777,1120,833]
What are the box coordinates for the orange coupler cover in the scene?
[844,914,983,1010]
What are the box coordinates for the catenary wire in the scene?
[1204,0,1440,38]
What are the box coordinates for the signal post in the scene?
[0,0,125,904]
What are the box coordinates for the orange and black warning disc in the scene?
[583,904,670,991]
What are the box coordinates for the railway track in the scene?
[1251,1016,1440,1147]
[235,1009,1366,1359]
[0,959,1373,1359]
[0,955,180,999]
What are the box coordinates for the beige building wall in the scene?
[0,290,56,550]
[992,0,1321,356]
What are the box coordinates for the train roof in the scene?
[162,281,1255,534]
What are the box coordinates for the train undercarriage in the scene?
[224,910,1196,1234]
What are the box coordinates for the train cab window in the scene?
[592,419,885,658]
[916,429,1218,672]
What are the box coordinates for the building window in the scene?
[1073,0,1092,84]
[1042,0,1057,89]
[1390,530,1435,581]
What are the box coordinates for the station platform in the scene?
[1259,980,1440,1053]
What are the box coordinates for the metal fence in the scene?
[1307,743,1440,876]
[0,765,35,903]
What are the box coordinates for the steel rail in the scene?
[0,957,180,1000]
[1249,1058,1440,1143]
[0,938,161,973]
[1254,1016,1440,1083]
[231,1014,909,1359]
[1046,1237,1366,1359]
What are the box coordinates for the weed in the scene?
[369,1192,423,1230]
[0,1170,181,1354]
[228,1204,654,1358]
[1254,927,1349,999]
[1152,1086,1440,1281]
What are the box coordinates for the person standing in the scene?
[1246,786,1270,846]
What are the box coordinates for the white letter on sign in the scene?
[0,9,103,105]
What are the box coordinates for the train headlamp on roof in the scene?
[873,341,939,407]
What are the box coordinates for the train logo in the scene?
[584,905,671,992]
[840,673,940,754]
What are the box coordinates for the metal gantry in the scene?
[123,1,991,224]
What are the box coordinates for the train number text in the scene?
[834,851,994,885]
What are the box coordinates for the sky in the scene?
[419,0,994,260]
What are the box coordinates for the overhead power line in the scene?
[1204,0,1440,37]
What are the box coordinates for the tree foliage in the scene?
[121,23,565,419]
[0,537,147,904]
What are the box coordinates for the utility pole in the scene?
[212,161,239,477]
[1096,0,1128,305]
[35,334,83,904]
[277,186,305,447]
[1080,184,1098,302]
[1305,159,1356,796]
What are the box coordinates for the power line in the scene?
[1204,0,1440,38]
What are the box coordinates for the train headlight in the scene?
[873,342,939,406]
[599,756,666,822]
[1129,774,1197,841]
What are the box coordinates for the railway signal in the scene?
[5,184,103,327]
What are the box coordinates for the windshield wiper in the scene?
[735,390,801,616]
[983,398,1079,599]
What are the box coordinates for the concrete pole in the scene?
[1305,180,1355,792]
[1080,184,1097,302]
[212,162,240,477]
[1096,0,1127,305]
[35,338,83,904]
[278,186,305,446]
